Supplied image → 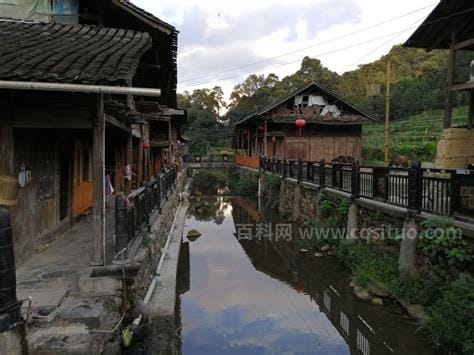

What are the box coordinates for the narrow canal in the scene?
[176,196,437,355]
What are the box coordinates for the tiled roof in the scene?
[112,0,176,32]
[0,20,152,85]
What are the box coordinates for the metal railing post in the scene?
[449,171,456,216]
[306,161,312,182]
[298,159,303,181]
[320,161,325,187]
[351,162,360,197]
[115,194,129,254]
[408,161,422,213]
[332,164,338,188]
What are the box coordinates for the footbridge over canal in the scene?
[184,154,236,169]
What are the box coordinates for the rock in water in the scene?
[321,245,331,252]
[353,286,371,301]
[187,229,202,241]
[371,297,384,306]
[406,304,427,322]
[367,280,390,297]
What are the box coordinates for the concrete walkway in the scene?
[144,196,189,354]
[16,217,123,354]
[17,218,94,314]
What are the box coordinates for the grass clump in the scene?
[421,274,474,354]
[336,240,399,289]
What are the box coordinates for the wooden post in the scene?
[137,140,143,186]
[92,94,105,266]
[264,120,268,157]
[384,61,391,165]
[168,119,172,164]
[125,133,132,195]
[444,29,457,129]
[0,99,14,176]
[247,129,251,156]
[468,91,474,129]
[255,126,258,156]
[241,129,244,156]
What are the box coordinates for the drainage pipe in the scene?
[0,81,161,97]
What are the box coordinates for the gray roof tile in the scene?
[0,20,152,85]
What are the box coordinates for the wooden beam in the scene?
[451,81,474,92]
[92,94,105,266]
[454,37,474,51]
[444,29,457,129]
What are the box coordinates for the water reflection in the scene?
[177,197,436,355]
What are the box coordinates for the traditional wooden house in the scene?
[232,82,374,167]
[404,0,474,168]
[0,1,184,263]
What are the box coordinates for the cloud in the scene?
[131,0,437,100]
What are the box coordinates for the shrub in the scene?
[233,176,258,196]
[192,169,228,193]
[421,274,474,354]
[391,274,444,306]
[419,217,472,278]
[264,174,282,189]
[300,218,344,250]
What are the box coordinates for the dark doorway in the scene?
[59,152,70,220]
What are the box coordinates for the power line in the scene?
[180,5,474,90]
[181,26,424,89]
[179,3,437,83]
[342,15,427,72]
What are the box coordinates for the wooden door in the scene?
[73,140,93,216]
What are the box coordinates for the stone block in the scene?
[78,275,122,298]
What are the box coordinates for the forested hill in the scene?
[178,44,470,155]
[226,45,470,124]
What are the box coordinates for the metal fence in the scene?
[260,157,474,217]
[115,167,177,254]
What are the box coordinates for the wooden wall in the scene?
[269,125,362,161]
[0,92,96,257]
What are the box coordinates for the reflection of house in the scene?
[232,82,374,166]
[0,1,184,263]
[405,0,474,168]
[230,201,433,355]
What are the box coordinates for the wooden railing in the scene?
[235,155,260,169]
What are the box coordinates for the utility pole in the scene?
[384,61,391,165]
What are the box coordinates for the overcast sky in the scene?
[131,0,437,100]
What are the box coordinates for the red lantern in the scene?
[258,125,265,133]
[295,118,306,136]
[142,142,150,150]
